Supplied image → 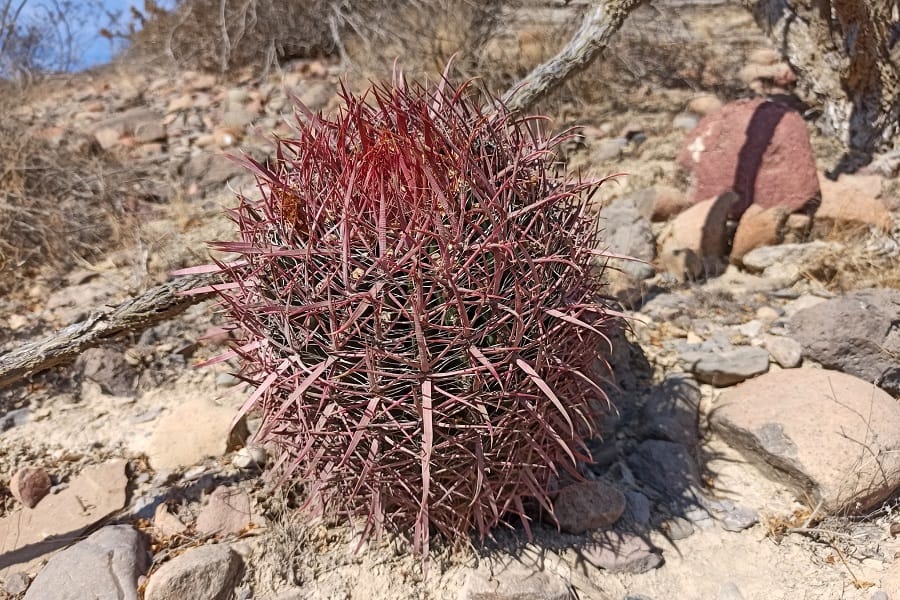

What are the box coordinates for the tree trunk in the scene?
[502,0,649,113]
[746,0,900,173]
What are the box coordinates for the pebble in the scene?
[762,334,803,368]
[232,446,267,470]
[755,306,782,322]
[682,347,770,386]
[3,571,30,595]
[664,516,694,540]
[623,490,652,527]
[196,486,255,537]
[672,112,699,131]
[215,372,241,387]
[553,480,626,534]
[9,466,52,508]
[718,505,758,532]
[736,319,764,339]
[144,544,244,600]
[182,465,208,480]
[0,407,30,430]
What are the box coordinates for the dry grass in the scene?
[0,86,139,296]
[121,0,335,74]
[122,0,512,82]
[802,227,900,291]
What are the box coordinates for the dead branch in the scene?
[0,273,215,389]
[501,0,649,113]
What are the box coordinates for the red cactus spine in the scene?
[201,73,619,553]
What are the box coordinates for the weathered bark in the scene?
[745,0,900,172]
[0,0,650,389]
[502,0,649,113]
[0,273,215,389]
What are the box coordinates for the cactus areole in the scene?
[197,73,620,553]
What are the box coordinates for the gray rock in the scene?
[783,293,829,317]
[639,374,701,450]
[716,503,758,532]
[297,81,335,112]
[581,531,662,574]
[664,516,694,540]
[789,288,900,392]
[24,525,150,600]
[3,571,30,595]
[601,198,656,280]
[134,120,166,143]
[672,112,699,131]
[232,446,267,470]
[623,491,651,527]
[711,368,900,513]
[195,486,254,537]
[681,347,770,386]
[762,334,803,368]
[625,440,702,506]
[222,109,256,129]
[553,481,626,534]
[741,241,837,273]
[684,506,715,529]
[737,319,764,339]
[870,592,889,600]
[144,544,243,600]
[92,107,163,138]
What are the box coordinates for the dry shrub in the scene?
[804,227,900,291]
[338,0,511,84]
[122,0,334,72]
[121,0,511,80]
[0,90,131,295]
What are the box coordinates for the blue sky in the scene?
[19,0,175,70]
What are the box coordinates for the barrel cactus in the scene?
[203,74,620,552]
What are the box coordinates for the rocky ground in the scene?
[1,5,900,600]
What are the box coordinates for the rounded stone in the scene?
[10,467,52,509]
[553,480,626,534]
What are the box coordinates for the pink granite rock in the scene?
[676,98,820,220]
[730,204,790,263]
[9,467,52,509]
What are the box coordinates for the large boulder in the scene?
[789,288,900,395]
[24,526,150,600]
[711,368,900,513]
[676,98,820,220]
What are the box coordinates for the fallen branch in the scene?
[0,273,215,389]
[0,0,647,390]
